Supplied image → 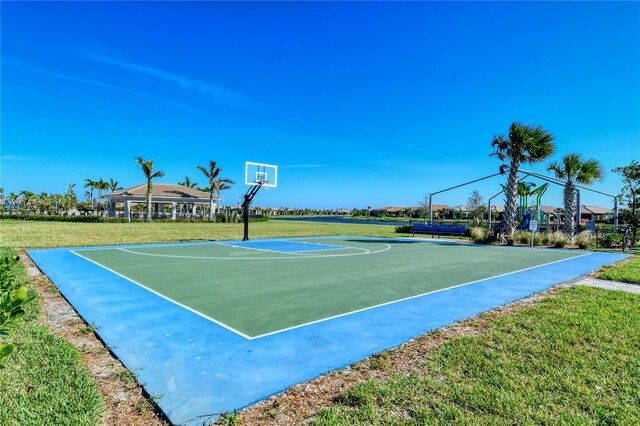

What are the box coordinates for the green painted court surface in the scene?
[74,237,582,338]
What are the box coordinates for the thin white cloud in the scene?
[86,54,249,108]
[3,58,208,114]
[1,155,33,161]
[281,164,328,169]
[4,58,128,92]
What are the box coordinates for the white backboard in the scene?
[245,162,278,188]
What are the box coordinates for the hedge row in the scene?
[0,214,269,224]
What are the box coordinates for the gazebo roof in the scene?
[108,184,218,200]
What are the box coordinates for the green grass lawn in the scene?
[3,220,639,425]
[0,248,104,425]
[311,286,640,425]
[1,219,399,248]
[597,255,640,284]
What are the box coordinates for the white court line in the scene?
[116,244,388,260]
[293,240,351,249]
[71,244,591,341]
[214,242,287,254]
[248,251,593,339]
[216,240,349,254]
[70,250,253,340]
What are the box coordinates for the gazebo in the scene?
[105,184,218,221]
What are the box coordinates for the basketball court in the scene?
[27,237,628,424]
[25,163,630,424]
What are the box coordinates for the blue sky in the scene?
[1,1,639,209]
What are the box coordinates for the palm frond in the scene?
[577,158,604,184]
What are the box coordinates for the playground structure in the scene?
[508,181,550,230]
[428,167,619,233]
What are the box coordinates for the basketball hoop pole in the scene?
[242,183,263,241]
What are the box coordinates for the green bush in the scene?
[0,255,35,370]
[469,227,487,243]
[552,231,569,248]
[514,230,530,245]
[395,225,413,233]
[601,233,622,248]
[575,231,594,250]
[0,214,133,223]
[540,232,553,246]
[533,232,545,246]
[0,213,267,224]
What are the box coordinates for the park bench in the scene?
[408,223,469,238]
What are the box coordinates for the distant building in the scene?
[581,205,612,222]
[374,204,454,219]
[105,183,217,221]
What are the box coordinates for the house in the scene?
[105,183,217,221]
[581,205,612,222]
[373,206,415,217]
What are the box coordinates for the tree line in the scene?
[1,157,235,222]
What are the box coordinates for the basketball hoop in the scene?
[243,162,278,241]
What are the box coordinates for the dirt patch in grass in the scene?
[223,286,565,425]
[19,251,166,426]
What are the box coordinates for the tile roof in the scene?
[110,184,215,199]
[582,205,612,214]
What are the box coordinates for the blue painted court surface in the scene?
[27,236,628,425]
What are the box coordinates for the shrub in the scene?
[540,232,554,246]
[533,232,545,247]
[469,226,487,243]
[601,233,622,248]
[552,231,569,248]
[0,214,128,223]
[514,230,530,245]
[575,231,594,250]
[395,225,413,233]
[0,255,35,370]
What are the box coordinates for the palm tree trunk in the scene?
[146,180,153,221]
[503,162,520,236]
[208,192,214,221]
[563,181,576,237]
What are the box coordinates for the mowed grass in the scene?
[1,219,398,249]
[0,248,104,425]
[597,255,640,284]
[312,286,640,425]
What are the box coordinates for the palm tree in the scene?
[135,157,165,221]
[94,178,110,212]
[491,122,555,237]
[108,178,122,192]
[178,176,198,188]
[8,192,18,211]
[64,184,78,211]
[37,192,53,213]
[51,194,64,214]
[548,153,604,237]
[19,190,35,212]
[84,178,97,209]
[196,160,235,221]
